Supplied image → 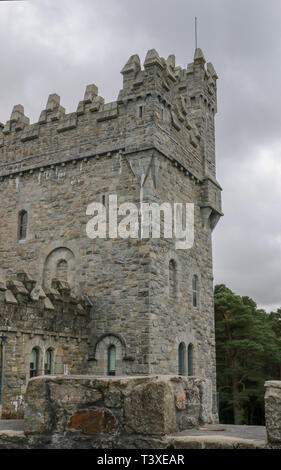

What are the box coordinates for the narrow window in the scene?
[30,348,39,378]
[18,210,28,241]
[107,345,116,376]
[178,343,186,375]
[192,275,199,307]
[138,105,143,119]
[187,344,193,376]
[169,260,177,297]
[101,194,109,215]
[44,349,53,375]
[56,259,68,281]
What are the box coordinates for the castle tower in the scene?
[0,49,222,418]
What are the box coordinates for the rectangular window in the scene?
[18,211,28,241]
[30,348,39,378]
[108,345,116,376]
[192,275,198,307]
[138,105,143,119]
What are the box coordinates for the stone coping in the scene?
[265,380,281,389]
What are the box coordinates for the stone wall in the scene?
[0,272,91,418]
[22,375,212,448]
[265,380,281,448]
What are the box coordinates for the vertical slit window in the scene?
[18,210,28,241]
[44,349,52,375]
[188,344,193,376]
[169,260,177,298]
[107,345,116,376]
[192,275,198,307]
[30,348,39,378]
[138,106,143,119]
[178,343,186,375]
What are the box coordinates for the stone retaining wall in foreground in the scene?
[22,374,212,448]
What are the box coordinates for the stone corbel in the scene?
[200,204,223,231]
[210,211,221,231]
[200,205,212,230]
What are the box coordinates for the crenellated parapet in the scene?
[0,271,91,335]
[0,48,219,185]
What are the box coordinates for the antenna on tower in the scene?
[195,16,198,50]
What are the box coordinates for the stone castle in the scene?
[0,48,222,419]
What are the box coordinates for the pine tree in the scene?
[215,284,280,425]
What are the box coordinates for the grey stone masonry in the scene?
[22,375,212,448]
[0,48,222,419]
[265,380,281,448]
[0,272,91,418]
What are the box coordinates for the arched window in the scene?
[187,344,193,376]
[169,259,177,297]
[18,210,28,241]
[56,259,68,281]
[107,345,116,376]
[30,348,39,378]
[192,275,199,307]
[44,348,53,375]
[178,342,186,375]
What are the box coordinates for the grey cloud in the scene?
[1,0,281,310]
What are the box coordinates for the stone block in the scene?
[265,381,281,447]
[124,379,176,435]
[23,375,212,444]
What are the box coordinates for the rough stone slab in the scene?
[265,380,281,447]
[167,435,266,449]
[24,375,213,440]
[265,380,281,390]
[0,420,24,431]
[167,424,267,449]
[5,289,17,304]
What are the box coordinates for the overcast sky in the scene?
[1,0,281,311]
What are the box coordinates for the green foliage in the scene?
[214,284,280,425]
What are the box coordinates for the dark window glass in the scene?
[178,343,185,375]
[169,260,176,297]
[107,345,116,376]
[30,348,39,378]
[138,106,143,119]
[188,344,193,376]
[192,275,198,307]
[44,349,52,375]
[18,210,28,240]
